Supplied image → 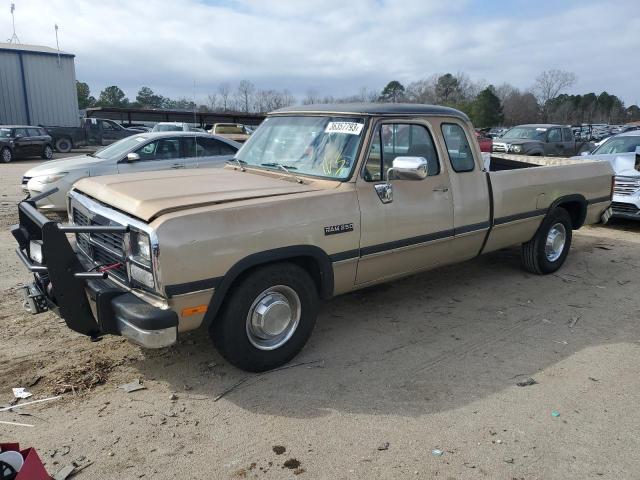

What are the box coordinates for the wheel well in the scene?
[202,247,334,327]
[231,256,325,298]
[554,200,586,229]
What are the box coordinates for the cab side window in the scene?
[562,128,574,142]
[441,123,475,172]
[548,128,561,142]
[135,138,180,161]
[363,123,439,181]
[196,137,237,156]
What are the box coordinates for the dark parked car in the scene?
[45,118,136,153]
[492,124,578,156]
[0,125,54,163]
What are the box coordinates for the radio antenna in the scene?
[8,3,21,44]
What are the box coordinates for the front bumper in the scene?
[611,201,640,220]
[11,195,177,348]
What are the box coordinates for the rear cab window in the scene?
[441,123,476,173]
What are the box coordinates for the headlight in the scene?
[129,230,151,265]
[34,172,68,184]
[511,145,522,153]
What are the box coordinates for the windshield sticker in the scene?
[536,128,547,132]
[325,122,364,135]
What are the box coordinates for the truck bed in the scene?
[482,157,614,252]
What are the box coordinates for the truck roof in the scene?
[272,103,469,121]
[516,124,568,128]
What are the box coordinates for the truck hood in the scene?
[497,139,540,146]
[73,168,327,221]
[24,154,109,177]
[571,152,639,177]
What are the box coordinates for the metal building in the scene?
[0,43,79,127]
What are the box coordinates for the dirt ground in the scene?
[1,157,639,479]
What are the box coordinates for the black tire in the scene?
[522,207,573,275]
[210,262,319,372]
[55,137,72,153]
[41,144,54,160]
[1,147,12,163]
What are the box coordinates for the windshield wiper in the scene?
[226,157,247,171]
[260,163,303,183]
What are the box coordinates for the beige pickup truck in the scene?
[12,104,614,372]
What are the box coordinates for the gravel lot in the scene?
[1,156,639,479]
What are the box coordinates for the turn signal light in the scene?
[181,304,208,317]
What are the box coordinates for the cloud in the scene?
[2,0,639,104]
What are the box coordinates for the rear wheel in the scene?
[209,262,319,372]
[55,137,72,153]
[1,147,12,163]
[522,207,573,274]
[42,144,54,159]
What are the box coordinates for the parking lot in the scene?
[1,157,640,479]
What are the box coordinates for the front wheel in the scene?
[42,144,54,160]
[1,147,12,163]
[209,262,319,372]
[522,207,573,274]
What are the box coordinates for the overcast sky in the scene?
[2,0,639,105]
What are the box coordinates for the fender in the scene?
[200,245,335,327]
[548,194,587,229]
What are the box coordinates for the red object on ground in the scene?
[475,131,493,153]
[0,443,50,480]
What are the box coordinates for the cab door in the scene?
[355,120,454,285]
[545,127,563,155]
[12,128,34,156]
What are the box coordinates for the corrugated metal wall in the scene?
[0,50,79,127]
[0,51,28,124]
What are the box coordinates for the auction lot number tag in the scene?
[325,122,364,135]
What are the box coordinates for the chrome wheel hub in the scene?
[2,150,10,162]
[545,223,566,262]
[246,285,301,350]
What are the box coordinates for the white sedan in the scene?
[22,131,240,211]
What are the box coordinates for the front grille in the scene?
[613,176,640,196]
[22,176,31,186]
[492,143,508,152]
[73,207,127,283]
[611,202,639,214]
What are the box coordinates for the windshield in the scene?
[236,116,366,180]
[501,127,547,140]
[0,128,11,138]
[153,124,184,132]
[592,136,640,155]
[94,135,148,159]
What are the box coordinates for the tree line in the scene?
[77,70,640,127]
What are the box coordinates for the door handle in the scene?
[433,186,449,192]
[171,164,185,169]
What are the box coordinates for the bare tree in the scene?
[533,69,577,120]
[406,75,438,104]
[502,90,539,125]
[218,82,231,111]
[236,80,255,113]
[206,93,217,111]
[303,89,321,105]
